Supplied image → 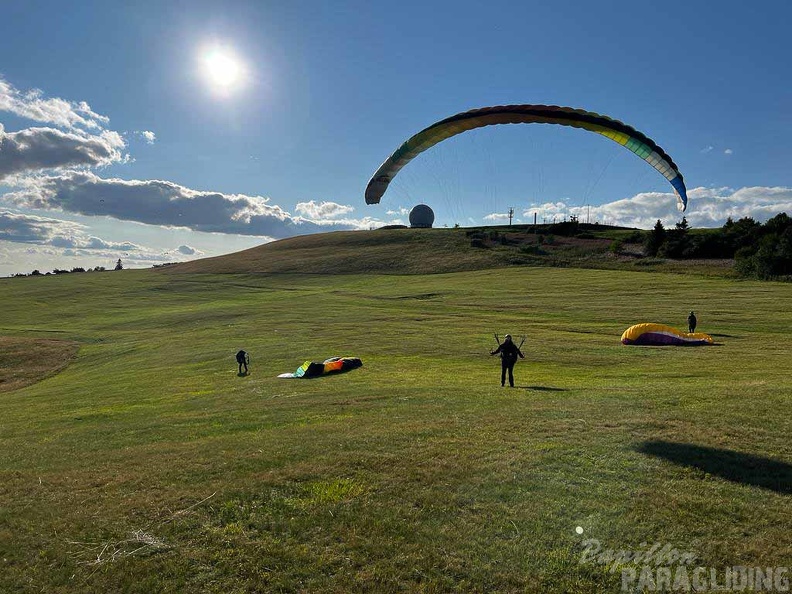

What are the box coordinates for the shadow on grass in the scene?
[638,440,792,495]
[518,385,568,392]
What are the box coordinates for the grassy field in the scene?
[0,236,790,592]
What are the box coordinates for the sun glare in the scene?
[199,44,247,96]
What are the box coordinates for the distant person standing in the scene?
[490,334,524,388]
[236,350,250,375]
[688,311,697,334]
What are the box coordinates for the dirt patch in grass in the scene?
[0,336,79,393]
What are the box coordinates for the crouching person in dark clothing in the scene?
[490,334,524,387]
[236,350,249,375]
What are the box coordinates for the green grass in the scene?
[0,258,790,592]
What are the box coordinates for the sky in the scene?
[2,0,792,275]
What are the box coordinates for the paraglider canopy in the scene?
[365,104,688,211]
[621,323,712,346]
[278,357,363,379]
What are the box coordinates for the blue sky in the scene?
[2,0,791,274]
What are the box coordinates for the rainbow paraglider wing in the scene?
[365,104,688,210]
[278,357,363,379]
[621,323,712,346]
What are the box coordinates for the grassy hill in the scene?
[165,228,509,275]
[0,232,788,593]
[163,226,734,277]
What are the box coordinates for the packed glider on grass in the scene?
[621,323,713,346]
[278,357,363,379]
[365,104,688,210]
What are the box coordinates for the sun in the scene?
[199,44,247,96]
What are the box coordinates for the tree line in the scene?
[644,213,792,279]
[10,259,124,278]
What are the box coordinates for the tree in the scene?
[736,215,792,279]
[114,259,123,271]
[660,216,695,258]
[764,212,791,235]
[644,219,666,256]
[723,217,760,253]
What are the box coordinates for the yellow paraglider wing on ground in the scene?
[621,323,713,346]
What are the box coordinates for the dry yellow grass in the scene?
[0,336,79,393]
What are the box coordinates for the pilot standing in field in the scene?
[490,334,524,388]
[688,311,697,334]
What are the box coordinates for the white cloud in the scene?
[0,77,110,131]
[0,238,184,276]
[294,200,355,220]
[1,171,364,237]
[136,130,156,144]
[0,77,383,241]
[0,210,84,244]
[483,212,510,221]
[0,211,206,275]
[309,215,385,230]
[386,207,410,217]
[0,124,126,180]
[0,210,141,251]
[177,244,201,255]
[701,145,734,156]
[519,186,792,229]
[58,248,163,262]
[87,237,140,251]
